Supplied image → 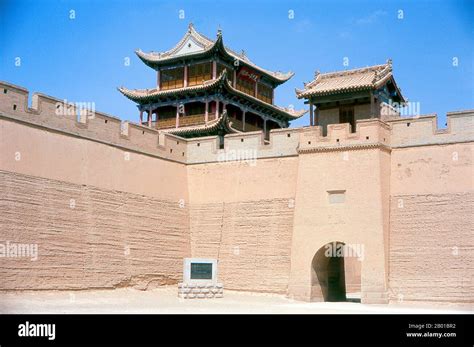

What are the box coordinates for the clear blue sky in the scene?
[1,0,473,128]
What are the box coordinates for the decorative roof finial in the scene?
[241,49,246,57]
[387,58,393,66]
[314,70,320,79]
[188,22,194,32]
[372,69,379,83]
[217,25,222,37]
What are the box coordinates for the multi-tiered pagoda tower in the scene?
[119,23,305,142]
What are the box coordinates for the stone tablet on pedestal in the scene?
[178,258,223,299]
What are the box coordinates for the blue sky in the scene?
[1,0,472,128]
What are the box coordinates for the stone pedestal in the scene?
[178,282,224,299]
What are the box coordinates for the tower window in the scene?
[257,82,273,104]
[328,190,346,204]
[161,67,184,90]
[188,62,212,86]
[236,77,255,96]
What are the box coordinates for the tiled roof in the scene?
[136,23,294,83]
[118,71,306,120]
[118,76,221,101]
[161,110,241,137]
[296,60,404,101]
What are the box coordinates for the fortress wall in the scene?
[1,81,473,302]
[389,110,474,148]
[188,120,390,292]
[188,199,295,293]
[185,127,302,164]
[288,120,392,303]
[0,170,190,290]
[0,117,189,201]
[0,81,189,164]
[298,118,392,152]
[388,111,474,303]
[0,81,190,200]
[187,157,299,293]
[0,82,191,291]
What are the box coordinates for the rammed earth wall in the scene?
[0,81,472,304]
[0,170,189,290]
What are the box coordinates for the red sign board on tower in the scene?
[238,67,260,82]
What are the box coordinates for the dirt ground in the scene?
[0,286,471,314]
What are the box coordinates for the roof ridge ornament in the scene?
[372,70,379,84]
[188,22,194,32]
[314,70,320,79]
[387,58,393,68]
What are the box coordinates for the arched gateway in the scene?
[311,242,361,302]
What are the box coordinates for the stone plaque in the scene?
[190,262,213,279]
[179,258,223,299]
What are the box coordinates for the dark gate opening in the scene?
[311,241,360,302]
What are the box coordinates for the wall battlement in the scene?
[186,127,303,164]
[1,81,472,165]
[0,81,189,163]
[0,81,472,303]
[298,119,392,153]
[388,111,474,148]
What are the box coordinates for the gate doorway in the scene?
[311,242,361,302]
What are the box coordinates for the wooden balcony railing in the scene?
[154,118,176,129]
[151,114,264,132]
[230,118,262,132]
[152,114,206,130]
[180,114,205,127]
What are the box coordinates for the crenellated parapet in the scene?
[1,81,473,166]
[0,81,305,165]
[298,118,392,154]
[186,127,302,164]
[388,110,474,148]
[297,111,474,155]
[0,81,189,163]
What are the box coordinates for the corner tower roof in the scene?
[296,59,406,103]
[135,23,294,85]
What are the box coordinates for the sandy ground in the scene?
[0,286,471,314]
